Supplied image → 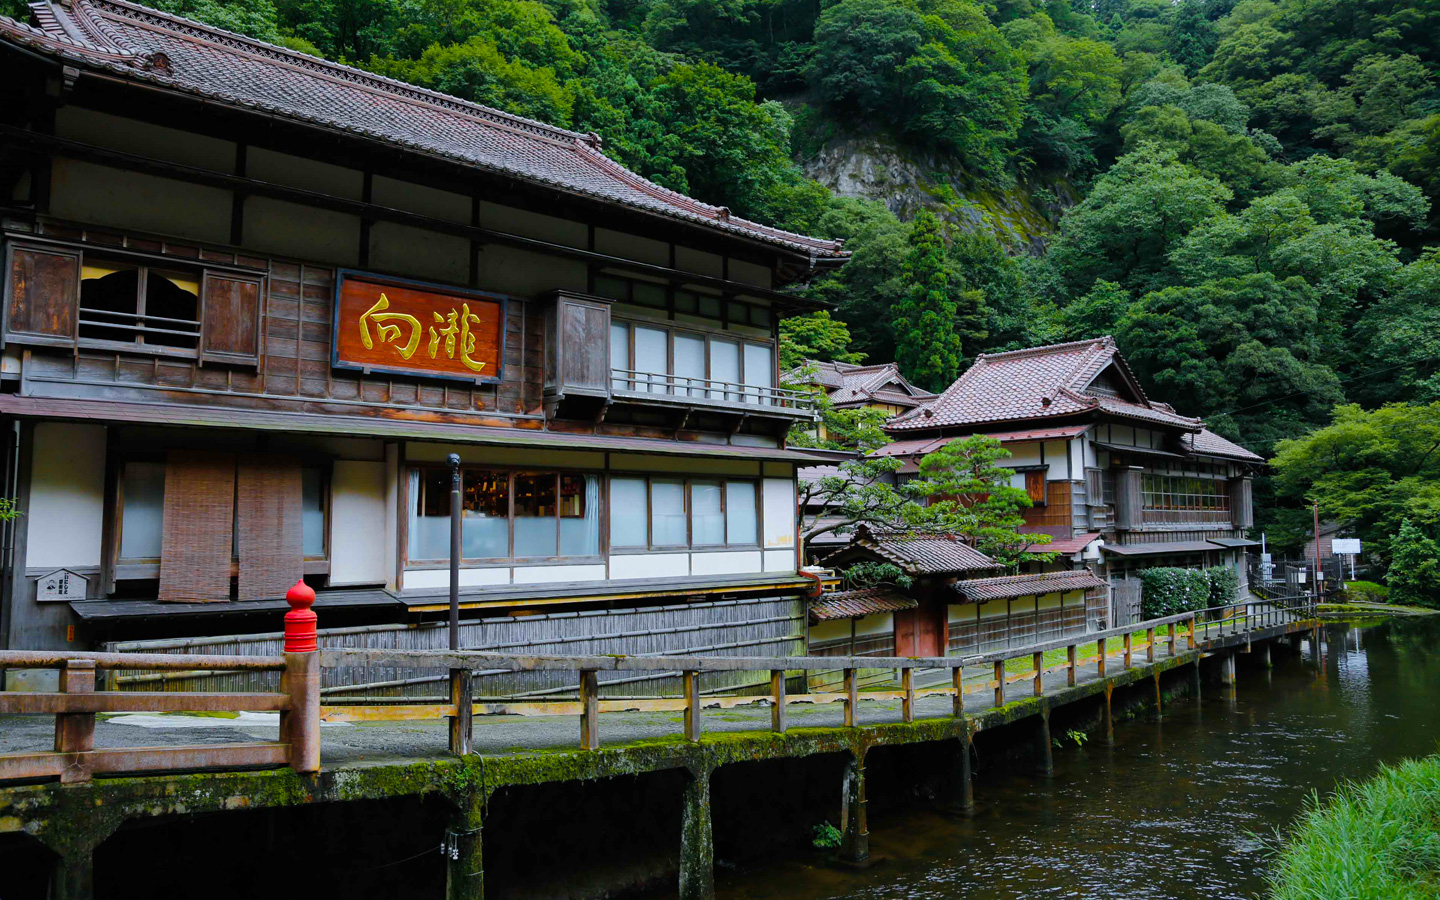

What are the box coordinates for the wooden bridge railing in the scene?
[0,591,1318,783]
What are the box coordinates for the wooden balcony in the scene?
[608,368,815,420]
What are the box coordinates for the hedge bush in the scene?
[1206,565,1239,608]
[1343,580,1390,603]
[1138,567,1211,619]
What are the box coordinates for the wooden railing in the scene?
[609,367,814,411]
[0,594,1317,782]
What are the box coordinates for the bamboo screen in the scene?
[237,457,304,600]
[158,451,235,602]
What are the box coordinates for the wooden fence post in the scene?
[843,668,857,727]
[1169,623,1178,656]
[579,669,599,750]
[993,660,1005,708]
[280,580,320,775]
[683,670,701,742]
[1188,616,1197,650]
[1032,652,1043,697]
[1066,645,1077,687]
[1097,637,1107,678]
[55,659,96,784]
[1123,632,1132,669]
[901,668,915,723]
[770,669,787,734]
[1146,627,1155,663]
[952,667,964,718]
[449,667,473,757]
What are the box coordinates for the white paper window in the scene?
[674,333,706,398]
[302,467,325,558]
[744,343,773,404]
[609,322,629,392]
[559,474,600,556]
[610,477,648,548]
[710,339,739,402]
[726,481,757,545]
[651,479,687,546]
[691,481,724,545]
[119,461,165,560]
[635,326,668,394]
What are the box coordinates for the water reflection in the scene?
[717,618,1440,900]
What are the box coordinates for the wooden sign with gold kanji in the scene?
[333,272,505,383]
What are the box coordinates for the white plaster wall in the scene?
[373,176,470,224]
[384,443,400,590]
[50,160,231,245]
[690,551,763,576]
[479,201,587,246]
[609,455,759,476]
[762,478,795,549]
[610,553,688,580]
[329,461,387,586]
[404,567,510,590]
[477,245,586,296]
[245,197,360,266]
[512,564,607,584]
[764,549,795,574]
[369,222,470,286]
[675,246,723,278]
[729,260,771,289]
[1044,440,1069,479]
[1111,425,1136,445]
[810,618,850,644]
[248,147,363,199]
[595,228,669,266]
[55,108,236,172]
[855,612,894,638]
[27,423,106,570]
[1004,442,1043,467]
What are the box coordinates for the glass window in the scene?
[726,481,757,545]
[513,473,558,558]
[609,322,630,392]
[610,477,648,548]
[559,474,600,557]
[651,479,687,546]
[634,326,668,394]
[302,467,325,558]
[674,333,706,397]
[743,343,773,404]
[462,471,509,558]
[691,480,724,545]
[119,461,165,560]
[710,339,740,402]
[409,468,453,560]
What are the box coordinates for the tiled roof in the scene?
[870,425,1092,461]
[823,525,1000,575]
[1041,533,1102,555]
[1182,428,1264,462]
[784,361,935,409]
[954,571,1108,602]
[1,0,848,262]
[810,586,917,621]
[887,337,1202,433]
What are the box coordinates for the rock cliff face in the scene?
[801,132,1075,254]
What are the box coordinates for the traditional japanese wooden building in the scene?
[0,0,850,685]
[877,337,1264,627]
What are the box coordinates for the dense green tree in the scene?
[892,211,968,391]
[1164,0,1215,75]
[1271,403,1440,563]
[1386,519,1440,608]
[778,311,863,370]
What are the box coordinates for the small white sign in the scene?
[1332,538,1362,555]
[36,569,87,602]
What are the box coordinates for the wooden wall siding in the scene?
[104,595,806,698]
[947,602,1087,656]
[16,255,547,426]
[1021,481,1072,529]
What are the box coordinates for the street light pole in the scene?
[448,453,462,652]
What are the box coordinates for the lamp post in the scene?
[448,453,461,651]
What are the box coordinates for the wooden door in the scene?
[893,608,918,657]
[916,604,946,657]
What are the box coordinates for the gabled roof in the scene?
[810,586,917,622]
[785,361,936,410]
[953,571,1108,602]
[820,524,1000,576]
[0,0,848,264]
[1182,428,1264,462]
[887,337,1202,433]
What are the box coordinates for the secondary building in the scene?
[0,0,847,690]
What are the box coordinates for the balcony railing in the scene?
[610,368,814,413]
[1140,508,1234,525]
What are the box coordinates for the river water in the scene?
[715,617,1440,900]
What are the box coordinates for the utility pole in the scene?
[448,453,462,651]
[1312,501,1321,605]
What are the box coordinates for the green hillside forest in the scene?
[8,0,1439,566]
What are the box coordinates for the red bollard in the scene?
[280,579,320,773]
[284,579,318,652]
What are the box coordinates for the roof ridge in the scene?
[1052,340,1117,402]
[89,0,594,146]
[974,336,1115,363]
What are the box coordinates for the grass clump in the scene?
[1267,754,1440,899]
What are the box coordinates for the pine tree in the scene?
[892,211,964,392]
[1387,519,1440,608]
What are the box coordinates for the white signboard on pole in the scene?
[1332,538,1362,555]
